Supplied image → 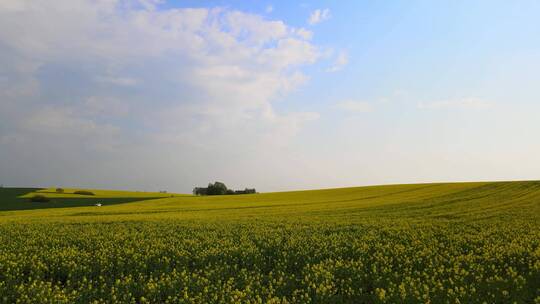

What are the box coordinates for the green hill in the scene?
[0,187,184,211]
[0,181,538,303]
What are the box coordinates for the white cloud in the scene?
[0,1,320,127]
[335,100,373,113]
[418,98,492,110]
[294,28,313,40]
[327,50,348,72]
[225,11,289,45]
[308,8,331,25]
[0,0,324,191]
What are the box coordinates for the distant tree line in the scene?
[193,182,256,196]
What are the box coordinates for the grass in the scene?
[0,181,539,303]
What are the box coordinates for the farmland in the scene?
[0,181,539,303]
[0,188,182,211]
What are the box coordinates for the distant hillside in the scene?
[0,187,186,211]
[2,181,539,221]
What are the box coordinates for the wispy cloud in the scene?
[308,8,331,25]
[418,98,492,110]
[327,50,348,72]
[265,5,273,13]
[335,100,373,113]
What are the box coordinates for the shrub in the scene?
[73,190,95,196]
[29,195,50,202]
[234,188,257,195]
[56,188,64,193]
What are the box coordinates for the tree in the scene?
[206,181,228,195]
[193,187,208,196]
[74,190,94,195]
[244,188,256,194]
[193,182,256,196]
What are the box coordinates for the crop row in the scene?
[0,219,538,303]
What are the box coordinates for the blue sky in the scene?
[1,1,539,192]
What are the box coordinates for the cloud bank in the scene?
[0,0,322,191]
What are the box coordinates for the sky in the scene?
[1,0,540,193]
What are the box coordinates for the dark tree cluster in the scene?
[193,182,256,196]
[29,195,50,202]
[74,190,95,196]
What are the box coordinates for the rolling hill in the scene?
[2,181,539,221]
[0,187,184,211]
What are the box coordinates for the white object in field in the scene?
[95,203,102,207]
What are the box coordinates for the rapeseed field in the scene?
[0,181,538,303]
